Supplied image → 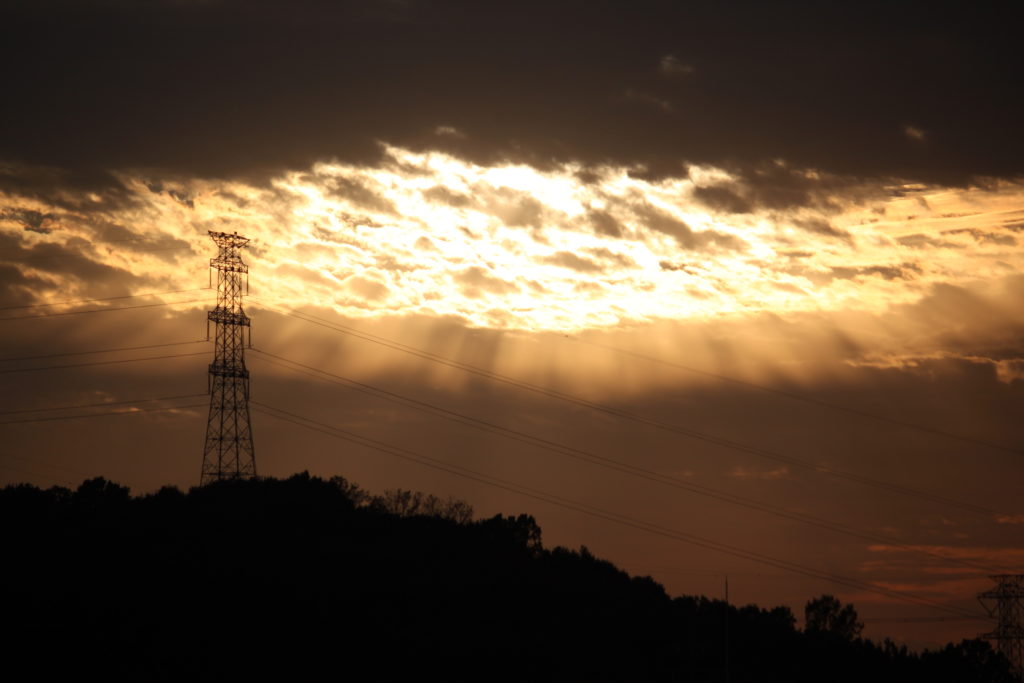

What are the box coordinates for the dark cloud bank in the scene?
[2,0,1022,186]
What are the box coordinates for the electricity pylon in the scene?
[979,574,1024,681]
[201,231,256,485]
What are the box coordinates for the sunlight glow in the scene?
[2,147,1023,332]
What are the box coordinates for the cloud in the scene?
[993,359,1024,384]
[484,187,547,228]
[995,514,1024,525]
[454,266,520,298]
[539,251,603,273]
[623,89,673,112]
[691,185,753,214]
[659,54,695,77]
[2,208,54,233]
[896,234,956,249]
[3,149,1024,332]
[145,180,195,209]
[343,274,390,302]
[690,164,884,215]
[422,186,472,208]
[790,263,923,286]
[861,577,988,601]
[0,236,146,297]
[0,163,135,213]
[867,544,1024,572]
[586,210,624,238]
[0,262,52,307]
[3,2,1022,184]
[658,261,697,274]
[828,263,921,282]
[321,176,396,215]
[631,202,746,251]
[414,235,439,252]
[942,227,1016,246]
[728,466,789,480]
[434,125,465,139]
[792,218,852,242]
[904,125,927,142]
[772,281,806,295]
[585,247,635,269]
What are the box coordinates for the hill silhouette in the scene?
[0,473,1013,682]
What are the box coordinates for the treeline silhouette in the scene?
[0,473,1012,682]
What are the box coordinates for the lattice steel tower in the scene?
[979,574,1024,681]
[201,231,256,485]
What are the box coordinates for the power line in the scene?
[0,402,207,425]
[618,564,780,579]
[0,393,207,417]
[0,233,192,255]
[0,287,211,312]
[0,340,207,364]
[621,564,998,588]
[0,350,208,374]
[0,297,213,321]
[251,400,988,621]
[0,395,207,481]
[254,305,998,518]
[0,243,193,261]
[568,335,1024,457]
[863,616,988,624]
[250,348,1012,574]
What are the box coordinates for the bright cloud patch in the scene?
[1,148,1022,331]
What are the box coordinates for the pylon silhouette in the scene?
[980,574,1024,681]
[201,231,256,485]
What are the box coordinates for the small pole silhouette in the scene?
[724,575,730,683]
[201,231,256,485]
[979,574,1024,681]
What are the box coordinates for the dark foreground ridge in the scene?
[0,474,1013,682]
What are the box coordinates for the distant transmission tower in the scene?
[201,231,256,485]
[979,574,1024,681]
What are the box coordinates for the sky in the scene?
[2,0,1023,649]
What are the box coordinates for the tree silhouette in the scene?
[370,487,474,523]
[0,474,1012,682]
[804,594,864,641]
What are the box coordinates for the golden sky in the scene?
[2,0,1023,652]
[3,148,1023,650]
